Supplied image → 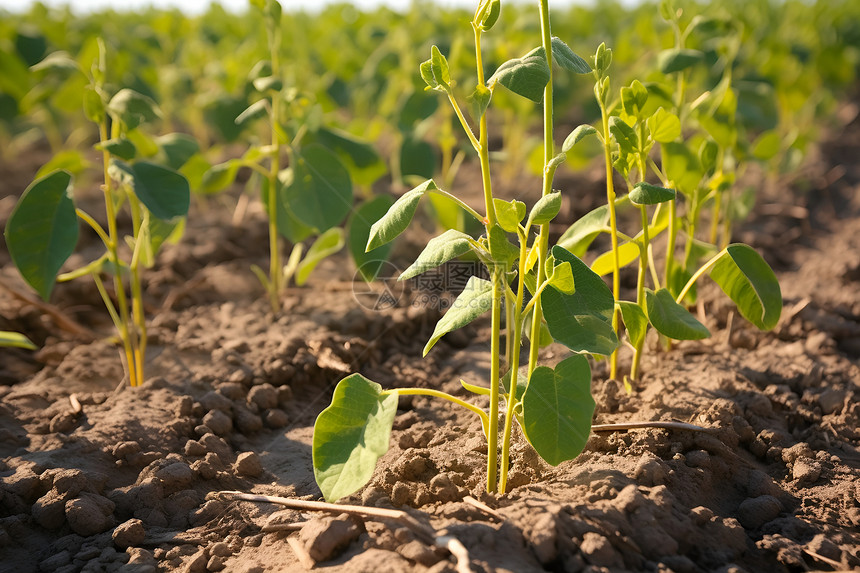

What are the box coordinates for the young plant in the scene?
[4,40,191,387]
[312,0,611,502]
[0,331,37,350]
[561,32,783,387]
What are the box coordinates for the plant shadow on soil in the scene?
[1,103,860,572]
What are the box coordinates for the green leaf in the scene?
[562,125,597,153]
[296,228,345,286]
[424,276,493,356]
[699,139,719,174]
[489,46,550,104]
[547,260,575,294]
[400,137,437,179]
[35,150,90,180]
[0,331,37,350]
[4,171,78,300]
[477,0,501,30]
[83,86,105,124]
[618,301,648,348]
[252,76,282,93]
[313,374,398,502]
[628,182,676,206]
[107,88,160,131]
[200,160,240,194]
[709,244,781,331]
[419,59,438,90]
[263,171,314,243]
[157,133,199,170]
[542,246,619,356]
[467,83,493,122]
[621,80,648,117]
[235,99,268,127]
[609,116,638,154]
[488,225,518,266]
[590,241,640,277]
[645,288,710,340]
[657,48,704,74]
[647,108,681,143]
[557,204,609,257]
[527,191,562,227]
[430,45,451,87]
[366,180,436,251]
[550,37,591,74]
[521,355,594,466]
[284,144,353,233]
[316,126,385,186]
[661,141,702,195]
[138,215,184,268]
[348,196,394,282]
[461,379,491,396]
[593,42,612,76]
[493,198,526,233]
[400,229,473,281]
[97,137,136,161]
[752,130,782,161]
[109,160,190,221]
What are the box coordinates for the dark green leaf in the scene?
[629,182,676,206]
[521,355,594,466]
[551,37,591,74]
[489,46,550,104]
[284,144,353,233]
[348,196,394,282]
[658,48,704,74]
[367,180,436,251]
[424,276,493,356]
[157,133,199,170]
[609,116,638,154]
[97,137,137,161]
[313,374,398,502]
[645,288,710,340]
[107,88,160,130]
[542,246,619,355]
[709,244,782,331]
[4,171,78,300]
[488,225,518,266]
[400,229,473,281]
[109,160,190,221]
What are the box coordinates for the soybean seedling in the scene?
[312,0,612,502]
[4,40,191,387]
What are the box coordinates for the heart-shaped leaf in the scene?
[542,246,618,356]
[5,171,78,300]
[109,160,190,221]
[313,374,398,502]
[284,143,353,233]
[489,46,550,103]
[521,355,594,466]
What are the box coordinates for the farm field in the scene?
[1,1,859,572]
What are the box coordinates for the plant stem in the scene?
[392,388,489,429]
[128,196,146,386]
[630,146,650,383]
[266,63,283,315]
[98,121,137,386]
[499,235,527,494]
[599,106,622,380]
[675,246,727,304]
[486,267,503,493]
[472,24,497,227]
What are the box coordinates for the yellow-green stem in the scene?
[600,109,622,380]
[473,24,497,227]
[98,121,136,386]
[392,388,488,428]
[128,197,146,386]
[487,268,503,492]
[630,149,651,382]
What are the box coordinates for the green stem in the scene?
[599,106,621,380]
[128,196,146,386]
[676,247,727,304]
[630,142,650,383]
[499,234,528,494]
[429,188,484,222]
[98,121,136,386]
[473,24,497,227]
[392,388,489,429]
[266,15,284,314]
[487,267,503,492]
